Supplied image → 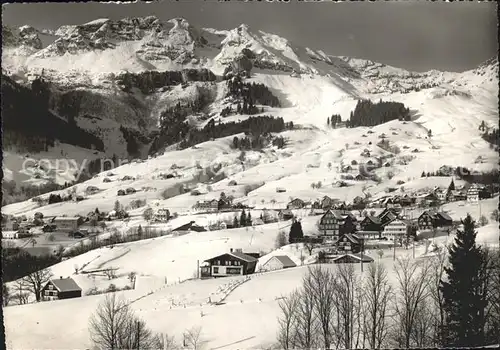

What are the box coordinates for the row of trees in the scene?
[233,210,253,228]
[2,179,76,206]
[226,76,281,111]
[277,214,500,349]
[116,68,216,94]
[327,114,342,128]
[2,75,104,152]
[481,127,499,148]
[178,116,291,150]
[346,99,411,127]
[89,294,204,349]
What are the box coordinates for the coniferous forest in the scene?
[1,75,104,152]
[226,75,281,115]
[347,99,411,127]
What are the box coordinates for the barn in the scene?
[261,255,297,271]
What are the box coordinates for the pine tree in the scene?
[114,200,121,213]
[137,225,143,238]
[327,117,330,126]
[233,215,239,228]
[440,214,488,347]
[448,179,455,191]
[240,210,247,227]
[428,129,432,137]
[246,212,252,226]
[421,171,426,177]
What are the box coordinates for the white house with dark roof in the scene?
[260,255,297,271]
[200,249,259,278]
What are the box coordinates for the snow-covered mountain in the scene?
[1,16,498,187]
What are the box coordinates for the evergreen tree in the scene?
[428,129,432,137]
[246,212,252,226]
[327,117,330,126]
[240,210,247,227]
[421,171,426,177]
[288,219,304,244]
[114,200,121,213]
[479,120,486,132]
[440,214,488,347]
[233,215,239,228]
[137,225,143,238]
[448,179,455,191]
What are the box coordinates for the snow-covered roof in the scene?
[264,255,296,268]
[49,277,82,292]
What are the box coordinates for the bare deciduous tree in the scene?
[391,257,432,348]
[304,242,315,255]
[153,333,179,350]
[294,282,317,349]
[104,267,117,280]
[22,267,53,302]
[88,294,133,349]
[332,263,364,349]
[363,262,393,349]
[184,326,204,350]
[306,265,336,349]
[13,279,29,305]
[118,317,158,350]
[277,291,300,349]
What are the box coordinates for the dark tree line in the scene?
[226,75,281,114]
[346,99,411,127]
[232,134,286,151]
[327,114,342,128]
[2,179,80,206]
[116,68,216,94]
[2,248,60,283]
[455,167,499,186]
[1,75,104,152]
[178,116,291,150]
[481,128,499,149]
[119,126,151,158]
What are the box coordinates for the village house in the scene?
[287,198,306,210]
[334,233,363,254]
[260,255,297,272]
[193,199,219,212]
[153,208,170,223]
[318,209,344,239]
[278,209,294,221]
[448,189,467,202]
[435,188,450,202]
[276,187,287,193]
[358,215,383,239]
[53,217,83,232]
[383,218,410,241]
[332,253,374,264]
[200,249,259,278]
[467,185,480,202]
[42,277,82,301]
[321,196,336,209]
[418,211,453,231]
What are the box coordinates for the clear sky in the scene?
[2,0,497,72]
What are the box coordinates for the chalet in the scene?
[435,189,449,202]
[334,233,363,254]
[276,187,287,193]
[311,200,322,209]
[318,210,344,239]
[117,189,126,196]
[360,215,383,232]
[321,196,336,209]
[434,212,453,228]
[378,207,400,225]
[418,211,453,230]
[261,255,297,271]
[2,217,19,231]
[228,180,238,186]
[467,185,480,202]
[193,199,219,212]
[153,208,170,222]
[287,198,306,209]
[172,221,196,233]
[42,277,82,301]
[355,174,364,181]
[278,209,294,221]
[53,217,83,232]
[383,219,410,241]
[416,192,438,206]
[200,249,258,278]
[418,211,435,230]
[85,186,100,195]
[447,189,465,202]
[332,253,374,264]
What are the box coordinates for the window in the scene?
[226,267,241,275]
[48,285,54,290]
[213,267,219,274]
